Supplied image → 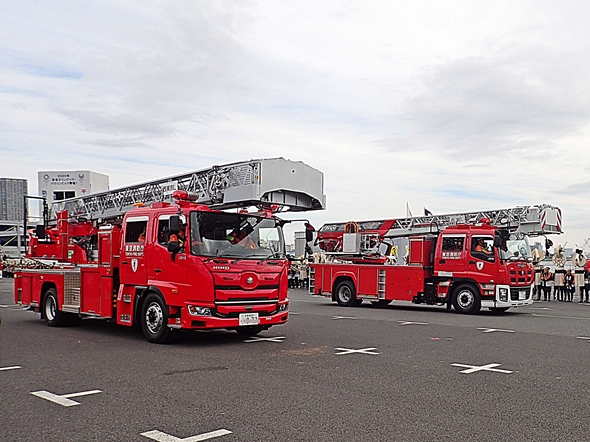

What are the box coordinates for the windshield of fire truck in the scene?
[499,235,532,261]
[189,212,285,259]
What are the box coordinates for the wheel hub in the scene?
[145,303,163,333]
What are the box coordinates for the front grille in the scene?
[215,284,279,291]
[215,299,279,305]
[510,287,530,301]
[213,308,278,318]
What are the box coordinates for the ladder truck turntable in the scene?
[14,158,325,343]
[309,205,561,314]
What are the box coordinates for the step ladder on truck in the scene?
[309,205,561,314]
[14,158,325,343]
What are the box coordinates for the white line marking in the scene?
[530,307,555,311]
[289,312,300,315]
[243,336,285,343]
[0,365,22,371]
[30,389,102,407]
[141,429,232,442]
[576,336,590,341]
[331,316,358,320]
[451,363,513,374]
[398,321,428,325]
[477,328,515,333]
[335,347,380,355]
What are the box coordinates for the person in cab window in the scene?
[474,238,492,255]
[169,225,186,250]
[138,227,146,243]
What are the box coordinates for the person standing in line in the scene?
[541,267,552,301]
[565,269,575,302]
[584,266,590,303]
[534,261,543,301]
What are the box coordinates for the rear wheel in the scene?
[452,284,481,314]
[43,288,67,327]
[141,293,171,344]
[335,280,360,307]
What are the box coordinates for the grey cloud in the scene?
[392,47,590,160]
[554,181,590,196]
[52,2,256,137]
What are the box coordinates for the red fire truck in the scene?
[14,158,325,343]
[310,205,561,314]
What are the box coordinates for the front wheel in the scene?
[141,293,171,344]
[43,288,67,327]
[334,280,361,306]
[452,284,481,314]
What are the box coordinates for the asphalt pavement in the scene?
[1,278,590,441]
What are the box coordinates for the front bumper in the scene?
[169,300,289,330]
[481,284,533,309]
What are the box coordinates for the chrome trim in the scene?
[215,299,279,305]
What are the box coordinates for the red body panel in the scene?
[311,223,534,311]
[14,204,290,336]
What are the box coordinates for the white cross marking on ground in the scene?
[397,321,428,325]
[576,336,590,341]
[0,365,22,371]
[451,363,513,374]
[335,347,380,356]
[331,316,358,320]
[30,389,102,407]
[477,328,515,333]
[243,336,285,343]
[141,429,232,442]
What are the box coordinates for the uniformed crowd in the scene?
[534,265,590,303]
[288,258,309,289]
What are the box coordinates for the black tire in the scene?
[141,293,171,344]
[43,288,68,327]
[370,300,392,306]
[490,307,510,314]
[236,325,265,337]
[334,280,359,307]
[452,284,481,314]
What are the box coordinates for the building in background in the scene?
[38,170,109,207]
[0,178,28,258]
[0,178,27,221]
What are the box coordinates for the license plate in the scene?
[239,312,259,326]
[519,290,526,299]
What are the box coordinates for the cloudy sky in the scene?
[1,1,590,249]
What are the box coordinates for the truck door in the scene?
[146,214,187,286]
[120,216,148,286]
[436,234,465,277]
[466,235,496,282]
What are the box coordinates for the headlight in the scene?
[187,305,211,316]
[279,302,289,312]
[499,288,508,302]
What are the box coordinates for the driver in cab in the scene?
[474,238,492,255]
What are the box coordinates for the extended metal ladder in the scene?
[51,158,326,221]
[319,204,562,238]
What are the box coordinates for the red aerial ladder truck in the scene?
[309,205,561,314]
[14,158,325,343]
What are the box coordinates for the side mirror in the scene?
[167,241,180,254]
[493,236,502,248]
[168,241,180,261]
[169,215,181,233]
[36,224,46,240]
[304,222,315,243]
